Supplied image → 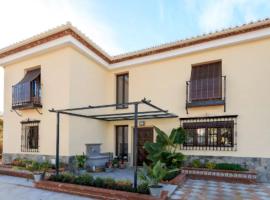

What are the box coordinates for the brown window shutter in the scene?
[190,61,222,101]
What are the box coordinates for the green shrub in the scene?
[74,174,94,185]
[49,174,74,183]
[115,179,133,191]
[75,154,87,169]
[205,162,216,169]
[191,159,201,168]
[214,163,248,171]
[103,177,116,188]
[62,173,75,183]
[137,182,150,194]
[94,177,104,187]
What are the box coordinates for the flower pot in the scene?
[33,173,43,182]
[149,185,163,197]
[119,163,125,169]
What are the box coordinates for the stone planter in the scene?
[35,180,169,200]
[182,167,257,184]
[33,172,44,182]
[149,185,163,197]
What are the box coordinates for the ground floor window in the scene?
[21,120,40,152]
[180,115,237,151]
[115,125,128,160]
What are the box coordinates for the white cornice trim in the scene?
[109,27,270,69]
[1,27,270,69]
[0,36,110,67]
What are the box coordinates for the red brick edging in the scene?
[0,167,33,179]
[161,173,186,185]
[35,180,169,200]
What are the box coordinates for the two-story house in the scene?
[1,19,270,182]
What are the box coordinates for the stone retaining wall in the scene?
[185,155,270,182]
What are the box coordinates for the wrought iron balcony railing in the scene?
[186,76,226,112]
[12,81,42,109]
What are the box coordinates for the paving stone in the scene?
[170,179,270,200]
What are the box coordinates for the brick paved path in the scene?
[170,179,270,200]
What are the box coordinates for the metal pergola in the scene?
[49,98,178,189]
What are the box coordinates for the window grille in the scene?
[180,115,237,151]
[21,120,40,152]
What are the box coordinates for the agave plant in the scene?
[144,126,186,170]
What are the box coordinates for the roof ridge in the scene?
[112,17,270,59]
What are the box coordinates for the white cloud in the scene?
[0,0,125,113]
[198,0,270,33]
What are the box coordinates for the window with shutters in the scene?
[186,61,226,110]
[116,73,129,109]
[21,120,40,152]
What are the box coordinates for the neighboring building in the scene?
[0,19,270,181]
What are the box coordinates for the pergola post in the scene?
[56,112,60,175]
[133,103,138,189]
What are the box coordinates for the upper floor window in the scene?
[116,73,129,109]
[12,68,42,110]
[21,120,40,152]
[190,61,222,101]
[186,61,226,111]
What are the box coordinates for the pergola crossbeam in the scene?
[49,98,178,189]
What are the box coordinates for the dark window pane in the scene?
[183,121,233,148]
[196,128,206,145]
[208,128,218,146]
[116,73,128,108]
[21,121,39,152]
[116,125,128,160]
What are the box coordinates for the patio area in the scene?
[89,168,135,182]
[170,179,270,200]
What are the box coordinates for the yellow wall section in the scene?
[3,37,270,159]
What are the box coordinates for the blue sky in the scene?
[0,0,270,112]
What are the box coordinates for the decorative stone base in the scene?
[185,155,270,182]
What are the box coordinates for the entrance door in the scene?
[136,127,153,166]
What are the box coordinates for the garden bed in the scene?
[182,167,257,184]
[35,180,169,200]
[161,173,186,186]
[0,165,33,179]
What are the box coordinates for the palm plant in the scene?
[138,161,167,187]
[144,126,186,171]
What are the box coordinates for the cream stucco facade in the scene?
[1,21,270,181]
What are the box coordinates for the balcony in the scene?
[186,76,226,112]
[12,69,42,110]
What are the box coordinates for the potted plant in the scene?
[27,161,44,182]
[112,157,119,168]
[75,153,87,174]
[105,160,113,172]
[138,161,167,197]
[119,159,126,169]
